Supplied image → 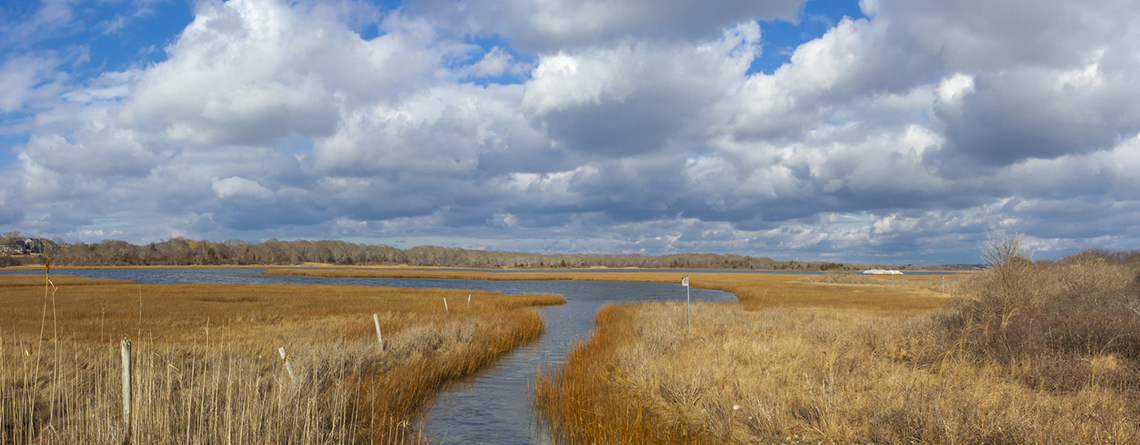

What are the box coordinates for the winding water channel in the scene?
[1,268,736,443]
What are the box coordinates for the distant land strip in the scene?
[264,268,952,312]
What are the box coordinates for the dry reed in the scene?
[0,272,563,444]
[534,246,1140,444]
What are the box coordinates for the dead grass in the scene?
[0,274,126,288]
[533,250,1140,444]
[536,302,1140,444]
[0,272,563,444]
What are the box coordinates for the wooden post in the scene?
[467,294,471,309]
[444,298,449,315]
[278,347,295,382]
[121,338,132,444]
[373,313,383,349]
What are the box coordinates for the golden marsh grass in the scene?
[0,272,564,444]
[535,302,1140,444]
[530,253,1140,444]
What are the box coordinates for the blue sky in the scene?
[2,0,1139,264]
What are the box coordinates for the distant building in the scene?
[0,242,26,254]
[24,238,44,254]
[0,239,46,255]
[863,269,903,275]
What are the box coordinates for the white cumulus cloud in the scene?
[212,176,275,200]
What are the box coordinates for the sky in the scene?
[1,0,1139,264]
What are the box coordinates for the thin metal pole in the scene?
[682,276,691,331]
[686,285,691,330]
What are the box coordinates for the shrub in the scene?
[942,235,1140,393]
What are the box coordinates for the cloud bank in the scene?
[1,0,1138,263]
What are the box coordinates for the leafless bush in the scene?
[942,237,1140,393]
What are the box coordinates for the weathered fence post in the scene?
[278,347,295,382]
[373,313,383,349]
[444,298,449,315]
[121,337,132,445]
[467,294,471,309]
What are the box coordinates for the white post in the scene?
[444,298,449,315]
[467,294,471,309]
[682,276,691,331]
[121,338,132,441]
[278,347,295,382]
[373,314,383,349]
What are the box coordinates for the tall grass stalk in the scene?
[1,274,561,444]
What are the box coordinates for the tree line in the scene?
[0,232,872,270]
[0,231,1006,271]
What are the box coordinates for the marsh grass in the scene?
[534,246,1140,444]
[0,273,563,444]
[270,269,951,311]
[799,272,968,296]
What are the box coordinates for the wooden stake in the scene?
[278,347,295,382]
[373,313,383,349]
[121,338,132,445]
[467,294,471,309]
[444,298,449,315]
